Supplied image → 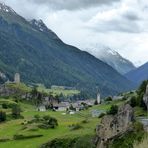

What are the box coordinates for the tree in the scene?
[31,87,43,107]
[105,97,112,102]
[42,115,58,128]
[130,96,137,107]
[107,105,118,115]
[94,100,98,105]
[0,111,6,122]
[12,105,21,119]
[136,80,148,110]
[69,104,76,111]
[2,103,8,109]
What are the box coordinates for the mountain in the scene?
[125,62,148,85]
[84,45,136,74]
[0,3,135,97]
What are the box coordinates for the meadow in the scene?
[0,100,123,148]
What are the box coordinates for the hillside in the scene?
[125,62,148,85]
[84,45,135,74]
[0,3,135,97]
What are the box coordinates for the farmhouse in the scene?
[53,102,70,111]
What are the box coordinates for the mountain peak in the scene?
[30,19,48,32]
[84,44,135,74]
[0,2,16,14]
[29,19,60,40]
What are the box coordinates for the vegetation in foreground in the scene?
[0,80,147,148]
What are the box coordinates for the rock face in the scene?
[96,104,134,148]
[0,84,18,96]
[143,84,148,109]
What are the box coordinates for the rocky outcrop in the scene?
[96,104,134,148]
[0,84,18,96]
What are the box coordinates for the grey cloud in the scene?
[88,18,141,33]
[123,12,140,21]
[29,0,121,10]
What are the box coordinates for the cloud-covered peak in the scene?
[0,0,148,66]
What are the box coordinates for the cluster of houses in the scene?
[38,99,97,112]
[0,73,104,117]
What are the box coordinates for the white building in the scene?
[38,105,46,112]
[53,102,70,111]
[97,93,101,104]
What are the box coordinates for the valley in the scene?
[0,2,147,148]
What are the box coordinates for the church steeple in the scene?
[97,88,101,104]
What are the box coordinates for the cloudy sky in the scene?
[1,0,148,66]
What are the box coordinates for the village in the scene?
[0,73,113,117]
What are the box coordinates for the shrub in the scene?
[43,115,51,121]
[81,119,88,124]
[0,138,10,142]
[107,105,118,115]
[105,97,112,102]
[46,117,58,128]
[38,124,50,129]
[94,100,98,105]
[34,114,41,121]
[11,105,21,119]
[98,113,105,118]
[110,122,145,148]
[69,124,82,130]
[2,103,8,109]
[41,136,95,148]
[0,111,6,122]
[13,134,43,140]
[130,96,137,107]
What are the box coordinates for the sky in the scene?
[0,0,148,66]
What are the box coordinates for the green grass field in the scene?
[0,100,124,148]
[37,85,80,97]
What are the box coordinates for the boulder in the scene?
[96,104,134,148]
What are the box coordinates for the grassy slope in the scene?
[37,85,80,97]
[0,100,124,148]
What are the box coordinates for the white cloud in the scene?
[0,0,147,66]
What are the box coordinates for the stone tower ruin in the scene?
[14,73,20,83]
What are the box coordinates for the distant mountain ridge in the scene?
[84,45,136,74]
[0,3,135,97]
[125,62,148,85]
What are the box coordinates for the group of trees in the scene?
[0,105,22,123]
[107,105,118,115]
[33,115,58,129]
[129,80,148,110]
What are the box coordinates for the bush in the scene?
[0,138,10,142]
[69,124,82,130]
[107,105,118,115]
[2,103,8,109]
[105,97,112,102]
[34,114,41,121]
[110,122,145,148]
[11,105,22,119]
[0,111,6,122]
[24,115,58,130]
[13,134,43,140]
[41,136,95,148]
[130,96,137,107]
[46,117,58,128]
[136,80,148,110]
[94,100,98,105]
[81,119,88,124]
[98,113,105,118]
